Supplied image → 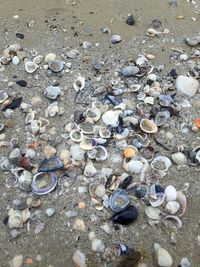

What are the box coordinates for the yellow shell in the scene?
[124,146,138,158]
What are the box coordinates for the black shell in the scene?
[111,205,139,225]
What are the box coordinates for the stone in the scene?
[8,209,22,229]
[72,249,86,267]
[111,35,122,44]
[10,255,23,267]
[46,208,55,217]
[12,56,20,65]
[181,258,191,267]
[171,152,187,165]
[185,35,200,47]
[44,144,57,158]
[122,66,139,77]
[45,53,56,62]
[44,86,61,100]
[175,75,199,97]
[82,41,92,49]
[73,218,85,231]
[91,238,105,252]
[65,210,78,218]
[31,96,42,107]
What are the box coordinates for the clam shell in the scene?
[87,145,108,161]
[155,110,170,126]
[11,167,33,191]
[146,28,159,37]
[99,127,111,139]
[73,76,85,91]
[150,193,165,207]
[80,138,97,150]
[145,206,161,220]
[165,185,177,202]
[102,110,122,128]
[49,60,64,72]
[31,172,58,195]
[0,90,8,103]
[176,191,187,217]
[123,158,144,174]
[140,119,158,133]
[115,128,129,140]
[139,146,155,161]
[165,201,180,215]
[25,111,36,124]
[86,106,101,122]
[151,156,172,172]
[25,61,38,73]
[154,244,173,267]
[109,188,130,212]
[123,145,138,158]
[79,121,94,134]
[33,55,44,64]
[69,129,83,143]
[163,215,182,229]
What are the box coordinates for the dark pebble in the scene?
[126,14,135,25]
[16,33,24,39]
[155,184,165,193]
[16,80,27,87]
[2,97,22,111]
[169,68,177,79]
[146,79,154,86]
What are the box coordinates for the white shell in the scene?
[99,127,111,139]
[33,55,44,64]
[73,76,85,91]
[86,106,101,122]
[30,120,40,134]
[84,163,96,177]
[175,75,199,97]
[25,111,36,124]
[80,138,96,150]
[25,61,38,73]
[123,158,144,173]
[151,156,172,172]
[150,193,165,207]
[154,243,173,267]
[102,110,122,127]
[145,206,161,220]
[91,238,105,252]
[171,152,187,165]
[165,185,177,202]
[69,129,83,143]
[165,201,180,215]
[8,209,22,229]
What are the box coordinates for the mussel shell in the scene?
[109,188,130,212]
[49,60,64,72]
[39,156,64,172]
[111,205,139,225]
[31,172,58,195]
[119,176,133,190]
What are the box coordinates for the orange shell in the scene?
[26,258,33,265]
[124,147,137,158]
[194,118,200,128]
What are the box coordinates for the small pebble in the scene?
[91,238,105,252]
[46,208,55,217]
[73,218,85,231]
[72,249,86,267]
[16,80,27,87]
[111,35,122,44]
[12,56,20,65]
[10,255,23,267]
[31,96,42,107]
[44,144,57,158]
[44,86,61,100]
[16,33,24,39]
[122,66,139,77]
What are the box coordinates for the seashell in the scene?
[123,158,144,174]
[16,156,33,171]
[123,146,138,158]
[91,238,105,252]
[175,75,199,97]
[145,206,161,220]
[46,102,59,117]
[80,138,97,150]
[45,53,56,62]
[39,117,49,133]
[109,188,130,212]
[25,111,36,124]
[193,146,200,164]
[129,84,141,92]
[0,90,8,103]
[140,146,155,161]
[66,49,79,59]
[10,137,19,148]
[155,110,170,126]
[86,106,101,122]
[151,156,172,172]
[70,144,85,161]
[9,147,21,160]
[140,119,158,133]
[73,76,85,91]
[102,110,122,127]
[70,129,83,143]
[103,243,133,263]
[49,60,64,72]
[33,55,44,64]
[154,243,173,267]
[94,184,106,198]
[11,167,33,191]
[148,85,162,98]
[181,257,191,267]
[44,86,61,100]
[163,215,182,229]
[111,35,122,44]
[122,66,139,77]
[30,120,40,134]
[72,249,86,267]
[87,145,108,161]
[115,128,129,140]
[25,61,38,73]
[31,172,58,195]
[159,94,175,107]
[150,193,165,207]
[38,156,64,172]
[165,185,177,202]
[165,201,180,215]
[79,121,94,134]
[146,28,160,37]
[132,134,149,149]
[176,191,187,217]
[0,123,5,132]
[171,152,187,165]
[94,137,108,145]
[111,205,139,225]
[8,209,22,229]
[136,55,148,66]
[84,163,96,177]
[99,127,111,139]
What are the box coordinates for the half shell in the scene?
[99,127,111,139]
[31,172,58,195]
[49,60,64,72]
[140,119,158,133]
[151,156,172,172]
[79,121,94,134]
[80,138,97,150]
[87,145,108,161]
[69,129,83,143]
[150,193,165,207]
[109,188,130,212]
[73,76,85,91]
[25,61,38,73]
[86,106,101,122]
[155,110,170,126]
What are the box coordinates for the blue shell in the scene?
[31,172,58,195]
[109,188,130,212]
[39,156,64,172]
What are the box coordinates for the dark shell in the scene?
[31,172,58,195]
[105,94,122,106]
[111,205,139,225]
[115,251,143,267]
[126,15,135,25]
[169,68,177,79]
[151,19,162,28]
[155,184,165,193]
[74,110,85,123]
[16,156,33,171]
[39,156,64,172]
[16,80,27,87]
[119,176,133,190]
[115,117,124,134]
[2,97,22,111]
[16,33,24,39]
[109,189,130,212]
[135,187,147,199]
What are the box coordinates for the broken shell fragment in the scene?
[145,206,161,220]
[155,111,170,126]
[49,60,64,72]
[109,188,130,212]
[80,138,97,150]
[73,76,85,91]
[69,129,83,143]
[154,243,173,267]
[25,61,38,73]
[102,110,122,127]
[175,75,199,97]
[163,215,182,229]
[176,191,187,217]
[146,28,160,37]
[140,119,158,133]
[102,243,133,263]
[123,158,144,174]
[11,167,33,191]
[31,172,58,195]
[87,146,108,161]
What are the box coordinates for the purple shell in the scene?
[31,172,58,195]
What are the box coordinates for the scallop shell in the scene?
[87,146,108,161]
[0,90,8,103]
[31,172,58,195]
[140,119,158,133]
[25,61,38,73]
[109,188,130,212]
[79,121,94,134]
[70,129,83,143]
[150,193,165,207]
[73,76,85,91]
[145,206,161,220]
[49,60,64,72]
[155,110,170,126]
[99,127,111,139]
[151,156,172,172]
[80,138,97,150]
